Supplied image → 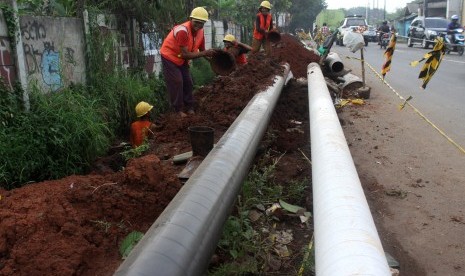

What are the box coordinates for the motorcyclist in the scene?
[447,15,461,44]
[378,21,390,44]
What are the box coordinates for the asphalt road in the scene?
[334,41,465,148]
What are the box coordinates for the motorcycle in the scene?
[379,32,390,49]
[443,28,464,56]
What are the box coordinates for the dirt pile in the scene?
[0,34,316,275]
[273,34,321,78]
[0,155,181,275]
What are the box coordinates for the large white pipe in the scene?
[115,64,291,276]
[307,63,391,276]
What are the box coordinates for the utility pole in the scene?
[366,0,369,22]
[424,0,428,17]
[383,0,386,20]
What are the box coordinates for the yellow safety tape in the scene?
[344,55,465,154]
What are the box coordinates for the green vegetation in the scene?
[120,231,144,259]
[120,142,150,161]
[209,152,311,275]
[191,58,216,89]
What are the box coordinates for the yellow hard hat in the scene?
[223,34,236,42]
[190,7,209,22]
[135,101,153,117]
[260,1,271,9]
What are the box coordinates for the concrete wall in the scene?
[0,11,17,88]
[0,10,244,91]
[20,15,86,92]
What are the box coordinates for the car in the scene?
[337,15,369,46]
[363,25,377,42]
[407,16,449,49]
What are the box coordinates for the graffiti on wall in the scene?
[21,20,77,91]
[0,37,17,88]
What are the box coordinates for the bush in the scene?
[190,58,216,88]
[0,86,111,188]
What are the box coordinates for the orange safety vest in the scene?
[253,13,272,40]
[160,21,205,66]
[224,45,248,65]
[130,120,153,147]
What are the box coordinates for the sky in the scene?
[325,0,410,13]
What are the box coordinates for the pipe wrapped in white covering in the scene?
[115,64,291,276]
[307,62,390,276]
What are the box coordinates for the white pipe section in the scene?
[115,64,291,276]
[307,63,391,276]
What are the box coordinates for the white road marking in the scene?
[443,59,465,64]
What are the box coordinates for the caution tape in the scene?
[344,55,465,154]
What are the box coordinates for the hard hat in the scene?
[260,1,271,10]
[135,101,153,117]
[223,34,235,42]
[451,15,459,20]
[190,7,209,22]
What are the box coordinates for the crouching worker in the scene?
[130,101,157,148]
[223,34,252,65]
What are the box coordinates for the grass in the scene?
[209,151,312,275]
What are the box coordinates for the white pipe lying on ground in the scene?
[115,64,291,276]
[307,62,391,276]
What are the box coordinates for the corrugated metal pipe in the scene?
[115,64,291,276]
[307,62,391,276]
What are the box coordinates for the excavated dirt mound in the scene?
[0,34,314,275]
[273,34,321,78]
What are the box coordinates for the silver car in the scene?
[407,17,448,49]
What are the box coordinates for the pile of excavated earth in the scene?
[0,34,320,275]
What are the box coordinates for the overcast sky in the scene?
[325,0,410,13]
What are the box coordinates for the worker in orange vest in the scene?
[251,1,273,55]
[160,7,216,118]
[223,34,252,65]
[130,101,157,148]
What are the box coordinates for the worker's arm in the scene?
[180,46,215,60]
[236,41,252,52]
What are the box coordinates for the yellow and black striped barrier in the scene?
[343,54,465,154]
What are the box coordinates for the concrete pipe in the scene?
[268,30,281,43]
[307,62,390,276]
[339,73,364,95]
[324,52,344,74]
[115,64,291,276]
[209,49,236,76]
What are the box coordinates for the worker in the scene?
[251,1,273,55]
[160,7,216,118]
[223,34,252,65]
[320,23,330,37]
[130,101,157,148]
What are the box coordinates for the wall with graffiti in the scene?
[1,11,246,93]
[20,15,86,92]
[0,11,17,89]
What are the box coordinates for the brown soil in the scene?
[0,34,315,275]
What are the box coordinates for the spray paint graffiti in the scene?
[20,19,79,91]
[0,37,17,88]
[41,42,61,91]
[21,20,46,41]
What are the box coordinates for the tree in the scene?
[289,0,326,31]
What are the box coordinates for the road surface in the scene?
[334,41,465,275]
[336,41,465,148]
